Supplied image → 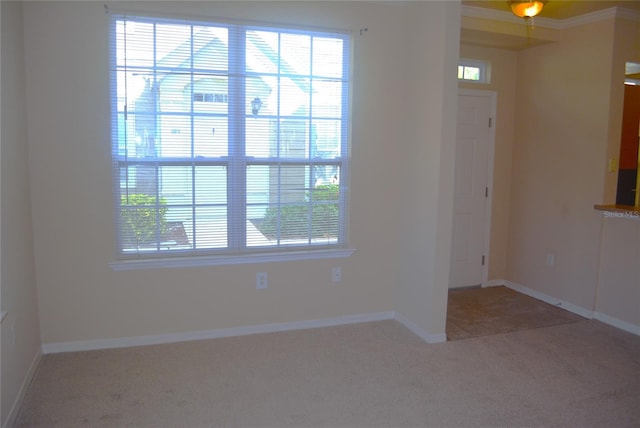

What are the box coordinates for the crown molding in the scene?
[462,5,640,30]
[615,7,640,23]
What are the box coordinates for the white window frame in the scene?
[109,14,354,270]
[458,59,490,84]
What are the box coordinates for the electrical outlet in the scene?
[546,253,555,267]
[332,266,342,283]
[256,272,268,289]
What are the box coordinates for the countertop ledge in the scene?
[594,204,640,219]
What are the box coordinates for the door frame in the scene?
[456,88,497,288]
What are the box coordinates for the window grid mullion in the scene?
[338,38,350,242]
[228,26,247,250]
[276,32,283,246]
[153,23,163,251]
[307,36,315,246]
[190,24,198,250]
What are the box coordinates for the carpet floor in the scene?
[446,286,585,340]
[15,318,640,427]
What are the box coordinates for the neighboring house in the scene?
[120,25,341,238]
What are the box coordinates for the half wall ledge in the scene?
[594,204,640,220]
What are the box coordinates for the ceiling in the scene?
[461,1,640,20]
[460,1,640,50]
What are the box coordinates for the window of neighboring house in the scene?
[458,59,489,83]
[110,15,351,262]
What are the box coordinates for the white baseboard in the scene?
[483,279,506,288]
[394,312,447,344]
[482,280,640,337]
[42,310,452,354]
[2,348,42,428]
[503,280,595,319]
[594,311,640,336]
[42,312,396,354]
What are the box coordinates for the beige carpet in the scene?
[446,286,585,340]
[15,319,640,427]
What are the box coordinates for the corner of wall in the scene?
[2,349,43,428]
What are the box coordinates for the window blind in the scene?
[110,15,351,258]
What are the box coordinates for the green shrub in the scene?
[259,185,339,240]
[310,184,339,201]
[120,194,168,249]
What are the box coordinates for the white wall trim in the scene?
[2,349,43,428]
[594,311,640,336]
[561,7,617,28]
[42,312,395,354]
[110,248,356,271]
[477,280,640,337]
[41,310,453,354]
[394,312,447,344]
[483,279,505,288]
[615,7,640,23]
[503,280,595,319]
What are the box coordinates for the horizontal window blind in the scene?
[110,15,351,258]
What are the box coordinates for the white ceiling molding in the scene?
[562,7,619,28]
[615,7,640,23]
[462,5,640,30]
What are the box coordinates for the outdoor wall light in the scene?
[251,97,263,116]
[508,0,545,19]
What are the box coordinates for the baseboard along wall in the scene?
[42,312,397,354]
[40,282,640,354]
[486,279,640,336]
[42,310,450,355]
[394,312,448,344]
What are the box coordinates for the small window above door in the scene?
[458,59,490,84]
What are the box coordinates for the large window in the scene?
[111,15,351,259]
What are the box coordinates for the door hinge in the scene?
[485,187,488,198]
[488,117,492,128]
[481,255,485,266]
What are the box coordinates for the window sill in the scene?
[109,248,356,271]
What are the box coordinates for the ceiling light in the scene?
[509,1,545,18]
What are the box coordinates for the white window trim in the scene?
[109,247,356,271]
[110,15,352,263]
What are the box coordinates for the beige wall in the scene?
[506,18,616,310]
[460,11,640,332]
[596,15,640,329]
[23,1,461,346]
[596,217,640,328]
[458,44,518,281]
[1,1,43,425]
[393,1,460,338]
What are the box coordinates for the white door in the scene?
[449,91,494,288]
